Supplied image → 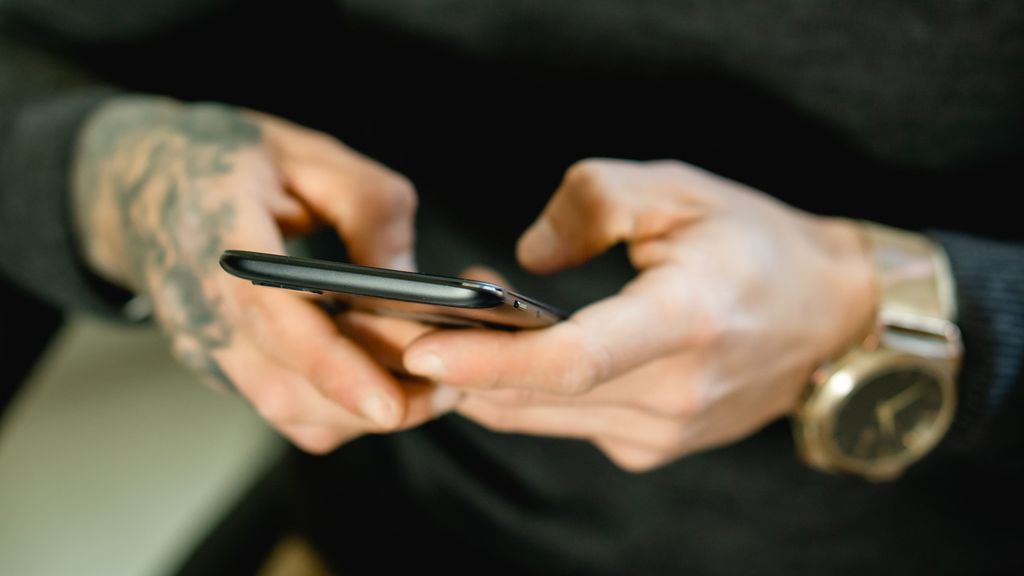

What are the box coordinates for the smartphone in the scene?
[219,249,566,329]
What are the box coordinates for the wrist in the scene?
[71,95,187,293]
[70,96,262,297]
[793,221,962,480]
[815,216,880,361]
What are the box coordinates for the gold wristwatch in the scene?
[793,222,963,481]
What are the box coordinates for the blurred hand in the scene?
[71,96,456,453]
[402,159,878,472]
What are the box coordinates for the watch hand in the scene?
[884,382,927,415]
[876,403,896,437]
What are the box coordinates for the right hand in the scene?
[71,96,458,453]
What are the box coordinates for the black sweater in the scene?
[2,1,1023,574]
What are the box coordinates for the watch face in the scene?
[832,369,946,463]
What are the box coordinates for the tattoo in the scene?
[73,97,262,392]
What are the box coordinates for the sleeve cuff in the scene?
[0,87,148,322]
[928,229,1024,449]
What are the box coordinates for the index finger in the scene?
[220,271,413,428]
[403,266,715,395]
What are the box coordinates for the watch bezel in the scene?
[796,346,957,481]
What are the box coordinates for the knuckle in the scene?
[169,336,201,371]
[305,347,347,402]
[660,400,692,421]
[649,422,690,455]
[284,123,344,154]
[308,130,343,151]
[647,158,681,169]
[481,356,512,391]
[169,335,221,379]
[560,160,627,241]
[697,313,726,349]
[484,388,536,405]
[558,324,608,396]
[682,288,727,350]
[619,456,666,474]
[472,405,519,433]
[648,158,690,175]
[367,412,403,433]
[563,159,606,192]
[252,382,300,424]
[602,446,667,474]
[575,180,627,241]
[508,388,539,404]
[239,299,273,342]
[658,387,701,419]
[290,427,344,455]
[650,159,712,189]
[481,414,514,433]
[373,173,418,216]
[560,362,597,396]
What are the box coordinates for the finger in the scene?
[455,395,686,454]
[592,437,672,473]
[221,271,411,430]
[517,159,707,274]
[275,422,362,455]
[214,195,415,429]
[332,309,436,374]
[258,115,418,270]
[222,143,321,238]
[463,349,701,416]
[404,265,714,396]
[217,335,462,454]
[213,333,359,428]
[293,159,417,270]
[459,265,512,287]
[271,193,322,238]
[399,378,465,426]
[277,379,462,455]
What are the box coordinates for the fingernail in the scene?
[431,385,463,413]
[406,351,446,379]
[518,219,558,263]
[359,392,398,427]
[388,252,417,272]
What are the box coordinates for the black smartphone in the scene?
[219,250,566,329]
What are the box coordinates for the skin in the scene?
[71,96,459,454]
[400,159,879,472]
[72,98,876,471]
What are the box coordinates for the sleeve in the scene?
[928,230,1024,453]
[0,19,144,322]
[0,0,350,324]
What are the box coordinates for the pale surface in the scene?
[0,315,284,576]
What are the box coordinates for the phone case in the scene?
[220,250,565,329]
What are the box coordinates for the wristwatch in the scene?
[792,222,963,481]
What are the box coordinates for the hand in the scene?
[402,159,878,472]
[71,96,457,453]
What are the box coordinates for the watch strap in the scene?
[859,221,962,357]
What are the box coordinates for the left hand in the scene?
[403,159,878,472]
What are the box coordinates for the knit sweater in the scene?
[2,1,1022,573]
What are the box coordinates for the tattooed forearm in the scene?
[72,96,262,391]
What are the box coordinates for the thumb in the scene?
[516,159,630,274]
[517,159,706,274]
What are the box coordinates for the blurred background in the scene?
[0,276,326,575]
